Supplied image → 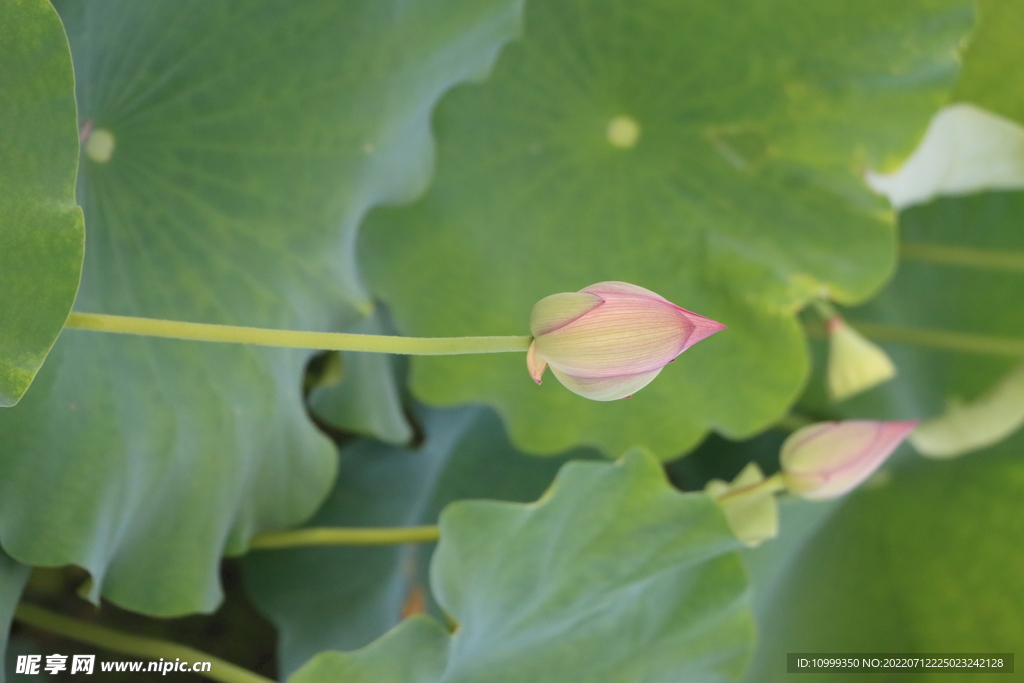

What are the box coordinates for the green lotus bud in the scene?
[827,316,896,401]
[705,462,780,548]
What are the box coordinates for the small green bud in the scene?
[827,316,896,401]
[706,463,780,548]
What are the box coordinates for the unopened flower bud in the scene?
[827,316,896,401]
[780,420,917,500]
[527,281,726,401]
[705,462,780,548]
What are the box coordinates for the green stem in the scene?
[776,413,815,433]
[803,319,1024,357]
[810,299,838,322]
[249,525,441,550]
[64,312,532,355]
[13,603,273,683]
[849,321,1024,357]
[901,242,1024,273]
[714,472,787,503]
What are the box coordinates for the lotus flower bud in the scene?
[527,281,726,401]
[826,316,896,401]
[705,462,780,548]
[780,420,918,500]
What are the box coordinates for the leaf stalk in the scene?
[13,603,274,683]
[249,525,441,550]
[64,312,532,355]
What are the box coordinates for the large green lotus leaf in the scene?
[804,190,1024,451]
[245,405,593,679]
[0,0,83,407]
[291,451,754,683]
[0,551,29,683]
[742,433,1024,682]
[954,0,1024,125]
[0,0,524,616]
[362,0,974,457]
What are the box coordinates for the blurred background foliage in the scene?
[1,0,1022,681]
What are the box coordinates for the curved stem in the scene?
[810,299,838,322]
[776,413,814,433]
[714,472,787,503]
[13,603,273,683]
[249,525,441,550]
[901,242,1024,273]
[849,321,1024,357]
[64,312,532,355]
[804,319,1024,357]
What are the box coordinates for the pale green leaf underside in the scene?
[0,0,83,406]
[865,104,1024,211]
[292,451,754,683]
[364,0,973,457]
[910,358,1024,458]
[0,0,523,616]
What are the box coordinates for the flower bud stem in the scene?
[803,307,1024,357]
[64,312,532,355]
[811,299,838,322]
[712,472,786,504]
[14,603,273,683]
[248,525,440,549]
[844,321,1024,357]
[901,242,1024,273]
[777,413,815,432]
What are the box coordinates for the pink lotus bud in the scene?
[780,420,918,500]
[527,281,726,401]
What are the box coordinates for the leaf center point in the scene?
[84,127,116,163]
[606,116,640,149]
